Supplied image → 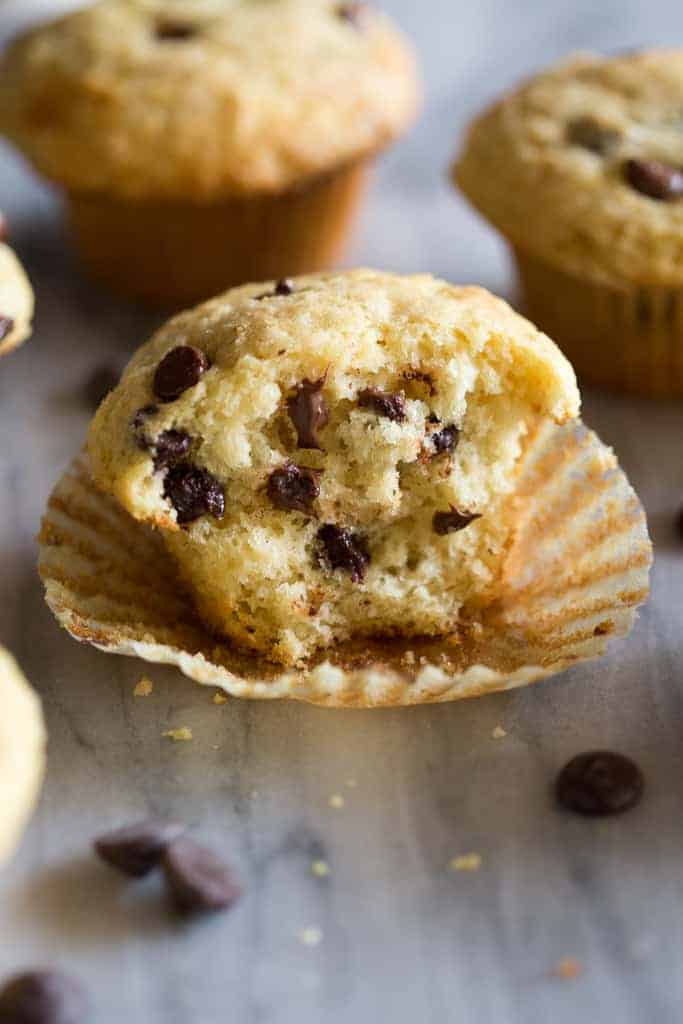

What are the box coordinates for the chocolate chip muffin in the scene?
[0,233,33,357]
[0,0,420,309]
[455,50,683,398]
[0,647,45,865]
[88,269,580,667]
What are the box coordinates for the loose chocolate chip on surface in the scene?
[317,524,370,583]
[0,970,89,1024]
[268,463,321,514]
[287,378,329,449]
[155,20,197,40]
[85,364,120,410]
[431,425,460,455]
[153,346,209,403]
[163,463,225,524]
[0,316,15,342]
[566,117,621,154]
[95,818,187,878]
[336,2,369,26]
[624,158,683,200]
[556,751,644,816]
[163,837,241,916]
[432,509,481,535]
[153,430,192,469]
[358,388,407,423]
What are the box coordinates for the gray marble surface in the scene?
[1,1,683,1022]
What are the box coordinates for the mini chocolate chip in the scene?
[268,463,321,514]
[162,837,241,916]
[163,463,225,524]
[153,430,192,469]
[317,524,370,583]
[256,278,295,300]
[153,346,209,403]
[358,388,407,423]
[556,751,644,816]
[336,2,369,26]
[0,316,15,342]
[132,404,159,449]
[566,117,621,154]
[94,818,188,878]
[287,378,329,449]
[0,970,89,1024]
[155,20,197,41]
[85,364,120,410]
[432,509,481,535]
[431,425,460,455]
[624,158,683,200]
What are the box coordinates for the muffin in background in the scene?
[455,50,683,399]
[0,0,420,309]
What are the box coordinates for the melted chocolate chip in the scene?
[268,463,321,514]
[566,117,621,154]
[431,425,460,455]
[85,364,120,410]
[287,378,329,449]
[95,818,188,878]
[317,524,370,582]
[0,970,89,1024]
[0,316,15,342]
[556,751,644,816]
[624,158,683,200]
[163,837,241,916]
[358,388,407,423]
[153,346,209,403]
[153,430,192,469]
[163,463,225,524]
[336,2,369,26]
[155,20,197,41]
[256,278,295,300]
[432,509,481,535]
[132,404,159,448]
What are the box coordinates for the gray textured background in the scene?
[1,2,683,1022]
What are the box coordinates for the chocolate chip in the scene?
[153,430,192,469]
[336,2,369,26]
[268,463,321,514]
[0,316,15,342]
[317,524,370,583]
[287,378,329,449]
[256,278,295,300]
[163,463,225,524]
[155,20,197,41]
[94,818,188,878]
[85,364,120,410]
[162,837,241,916]
[431,425,460,455]
[566,117,621,154]
[556,751,644,816]
[358,388,407,423]
[432,509,481,535]
[153,346,209,403]
[624,158,683,200]
[132,404,159,449]
[0,970,89,1024]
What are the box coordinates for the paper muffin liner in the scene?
[38,418,651,708]
[514,247,683,399]
[0,649,46,865]
[66,160,371,310]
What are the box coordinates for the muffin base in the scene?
[66,162,371,309]
[38,419,651,708]
[514,248,683,399]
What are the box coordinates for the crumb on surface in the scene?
[449,853,482,872]
[163,727,193,742]
[329,794,345,809]
[492,725,507,739]
[134,676,154,697]
[213,692,228,705]
[298,926,323,947]
[553,957,583,980]
[311,859,330,878]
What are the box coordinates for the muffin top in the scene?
[455,50,683,287]
[0,239,34,357]
[0,0,420,200]
[88,268,579,666]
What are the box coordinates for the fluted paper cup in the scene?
[38,420,651,708]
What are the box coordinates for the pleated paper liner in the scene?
[0,648,46,865]
[38,420,652,708]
